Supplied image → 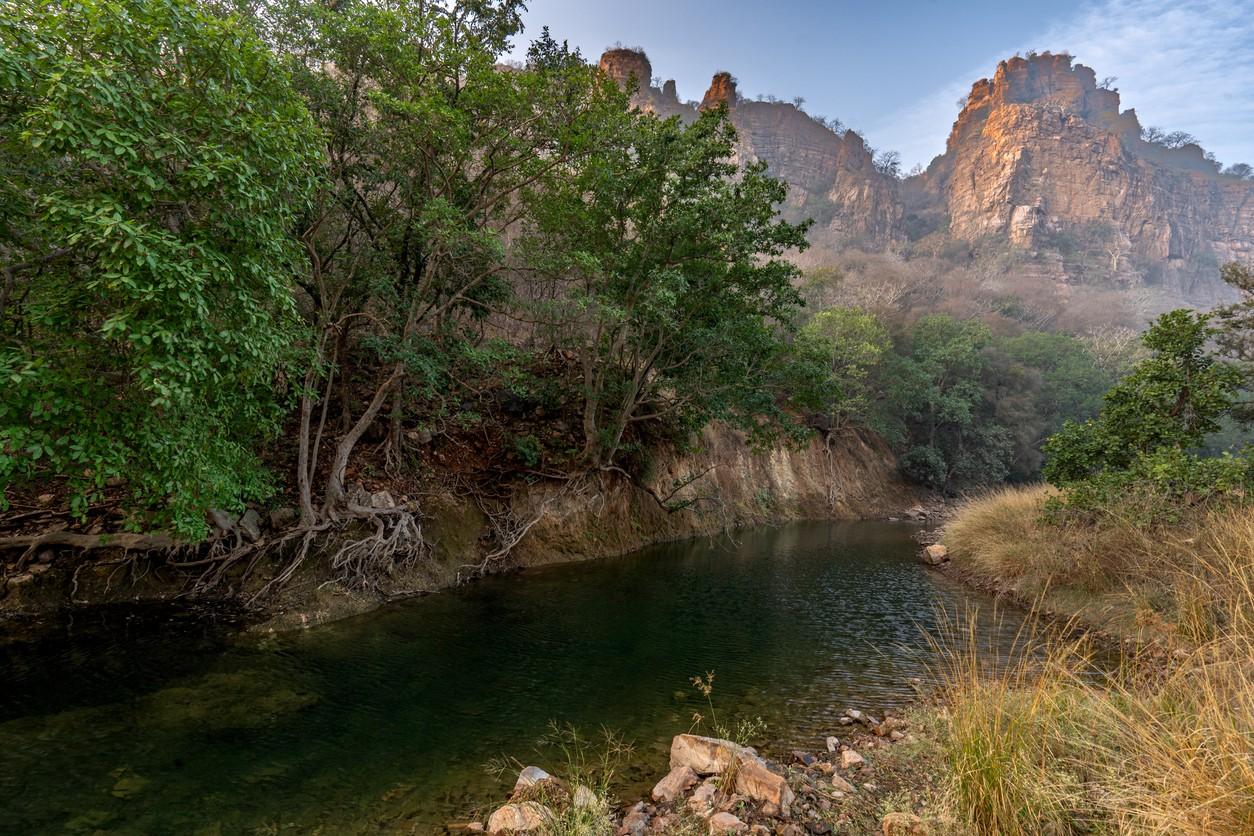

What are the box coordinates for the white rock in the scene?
[825,735,839,752]
[513,766,552,792]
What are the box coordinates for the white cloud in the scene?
[870,0,1254,171]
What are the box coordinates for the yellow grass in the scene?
[932,489,1254,835]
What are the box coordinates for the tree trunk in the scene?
[324,364,403,516]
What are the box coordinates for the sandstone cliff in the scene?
[917,53,1252,308]
[599,48,1253,313]
[597,48,902,246]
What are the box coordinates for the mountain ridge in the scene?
[598,47,1254,317]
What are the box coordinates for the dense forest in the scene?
[1,0,1250,593]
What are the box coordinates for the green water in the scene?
[0,521,1026,833]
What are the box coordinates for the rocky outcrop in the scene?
[598,46,1252,312]
[921,52,1254,307]
[597,49,903,247]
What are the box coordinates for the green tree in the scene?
[523,108,811,468]
[1044,310,1242,487]
[989,331,1112,479]
[0,0,321,537]
[791,307,890,436]
[1213,261,1253,423]
[266,0,624,529]
[881,315,1013,491]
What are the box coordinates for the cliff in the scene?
[597,49,903,246]
[918,53,1252,307]
[599,48,1253,313]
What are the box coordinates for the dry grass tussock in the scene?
[932,487,1254,834]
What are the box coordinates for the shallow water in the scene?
[0,521,1026,833]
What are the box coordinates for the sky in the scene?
[506,0,1254,171]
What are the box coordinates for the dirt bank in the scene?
[1,426,915,632]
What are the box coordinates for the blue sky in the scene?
[507,0,1254,171]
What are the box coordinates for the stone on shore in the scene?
[731,756,794,811]
[688,781,717,814]
[708,811,747,834]
[921,544,949,565]
[486,801,550,833]
[513,766,551,791]
[881,811,928,834]
[669,734,751,774]
[666,734,793,813]
[652,764,698,803]
[840,749,865,769]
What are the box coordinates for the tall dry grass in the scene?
[933,488,1254,835]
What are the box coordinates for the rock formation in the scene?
[596,47,1254,313]
[919,52,1254,307]
[596,49,902,246]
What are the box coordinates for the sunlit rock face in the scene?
[922,52,1254,307]
[597,50,902,247]
[597,47,1253,309]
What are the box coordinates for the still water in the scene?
[0,521,1025,833]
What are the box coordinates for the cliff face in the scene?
[922,53,1254,306]
[598,49,902,246]
[599,48,1252,312]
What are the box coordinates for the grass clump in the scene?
[486,723,632,835]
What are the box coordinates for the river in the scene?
[0,521,1026,832]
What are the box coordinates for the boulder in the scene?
[269,506,297,530]
[238,508,262,542]
[669,734,750,775]
[652,765,698,803]
[825,736,839,752]
[839,749,865,769]
[486,802,550,833]
[707,811,747,834]
[921,544,949,565]
[732,757,794,812]
[881,811,928,835]
[688,782,717,814]
[831,774,856,794]
[668,734,793,813]
[369,489,397,510]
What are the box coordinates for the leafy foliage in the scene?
[0,0,321,536]
[789,307,890,435]
[524,108,811,467]
[1043,310,1249,519]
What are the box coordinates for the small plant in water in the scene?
[688,670,767,746]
